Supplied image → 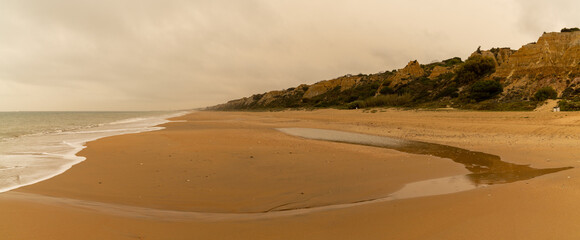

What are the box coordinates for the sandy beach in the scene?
[2,109,580,239]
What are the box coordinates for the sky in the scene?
[1,0,579,111]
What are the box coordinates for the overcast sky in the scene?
[1,0,579,111]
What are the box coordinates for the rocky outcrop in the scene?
[257,90,284,105]
[490,48,515,66]
[493,31,580,98]
[302,75,363,99]
[389,60,425,87]
[470,48,515,67]
[495,32,580,79]
[215,96,256,109]
[428,66,452,79]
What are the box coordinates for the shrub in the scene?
[561,87,580,100]
[363,94,413,107]
[435,84,459,99]
[533,86,558,101]
[561,27,580,33]
[436,72,456,82]
[559,100,580,111]
[455,55,496,84]
[395,76,437,103]
[347,100,367,109]
[252,94,264,101]
[379,86,394,95]
[346,81,381,100]
[468,80,503,101]
[423,57,463,71]
[462,100,538,111]
[442,57,463,66]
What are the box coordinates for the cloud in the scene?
[0,0,545,110]
[515,0,580,36]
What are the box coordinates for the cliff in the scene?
[388,60,426,87]
[210,30,580,111]
[493,31,580,100]
[302,75,363,99]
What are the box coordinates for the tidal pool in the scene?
[278,128,572,199]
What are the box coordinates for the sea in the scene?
[0,111,189,193]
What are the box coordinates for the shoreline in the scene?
[17,111,460,213]
[0,111,189,194]
[2,109,580,239]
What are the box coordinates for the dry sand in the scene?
[2,109,580,239]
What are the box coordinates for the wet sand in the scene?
[2,109,580,239]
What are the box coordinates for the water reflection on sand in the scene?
[278,128,572,199]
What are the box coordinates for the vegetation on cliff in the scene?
[210,30,580,111]
[455,55,496,85]
[534,87,558,101]
[561,27,580,33]
[468,80,503,102]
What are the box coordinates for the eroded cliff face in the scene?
[388,60,426,87]
[471,48,515,67]
[428,66,452,79]
[302,75,363,99]
[494,32,580,99]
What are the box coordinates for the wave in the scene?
[108,117,150,125]
[55,127,160,135]
[0,111,191,193]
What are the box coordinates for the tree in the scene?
[534,86,558,101]
[456,55,495,84]
[455,55,496,84]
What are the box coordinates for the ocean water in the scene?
[0,111,189,193]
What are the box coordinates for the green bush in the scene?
[558,100,580,111]
[435,83,459,99]
[455,55,496,84]
[462,100,538,111]
[423,57,463,71]
[345,81,380,101]
[379,86,394,95]
[468,80,503,102]
[394,76,437,103]
[442,57,463,66]
[436,72,456,82]
[533,86,558,101]
[561,87,580,100]
[363,94,413,107]
[347,100,367,109]
[561,87,574,99]
[561,27,580,33]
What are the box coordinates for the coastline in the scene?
[2,109,580,239]
[0,111,189,193]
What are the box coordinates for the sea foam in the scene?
[0,111,190,193]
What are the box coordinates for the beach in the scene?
[2,109,580,239]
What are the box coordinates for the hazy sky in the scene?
[1,0,579,111]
